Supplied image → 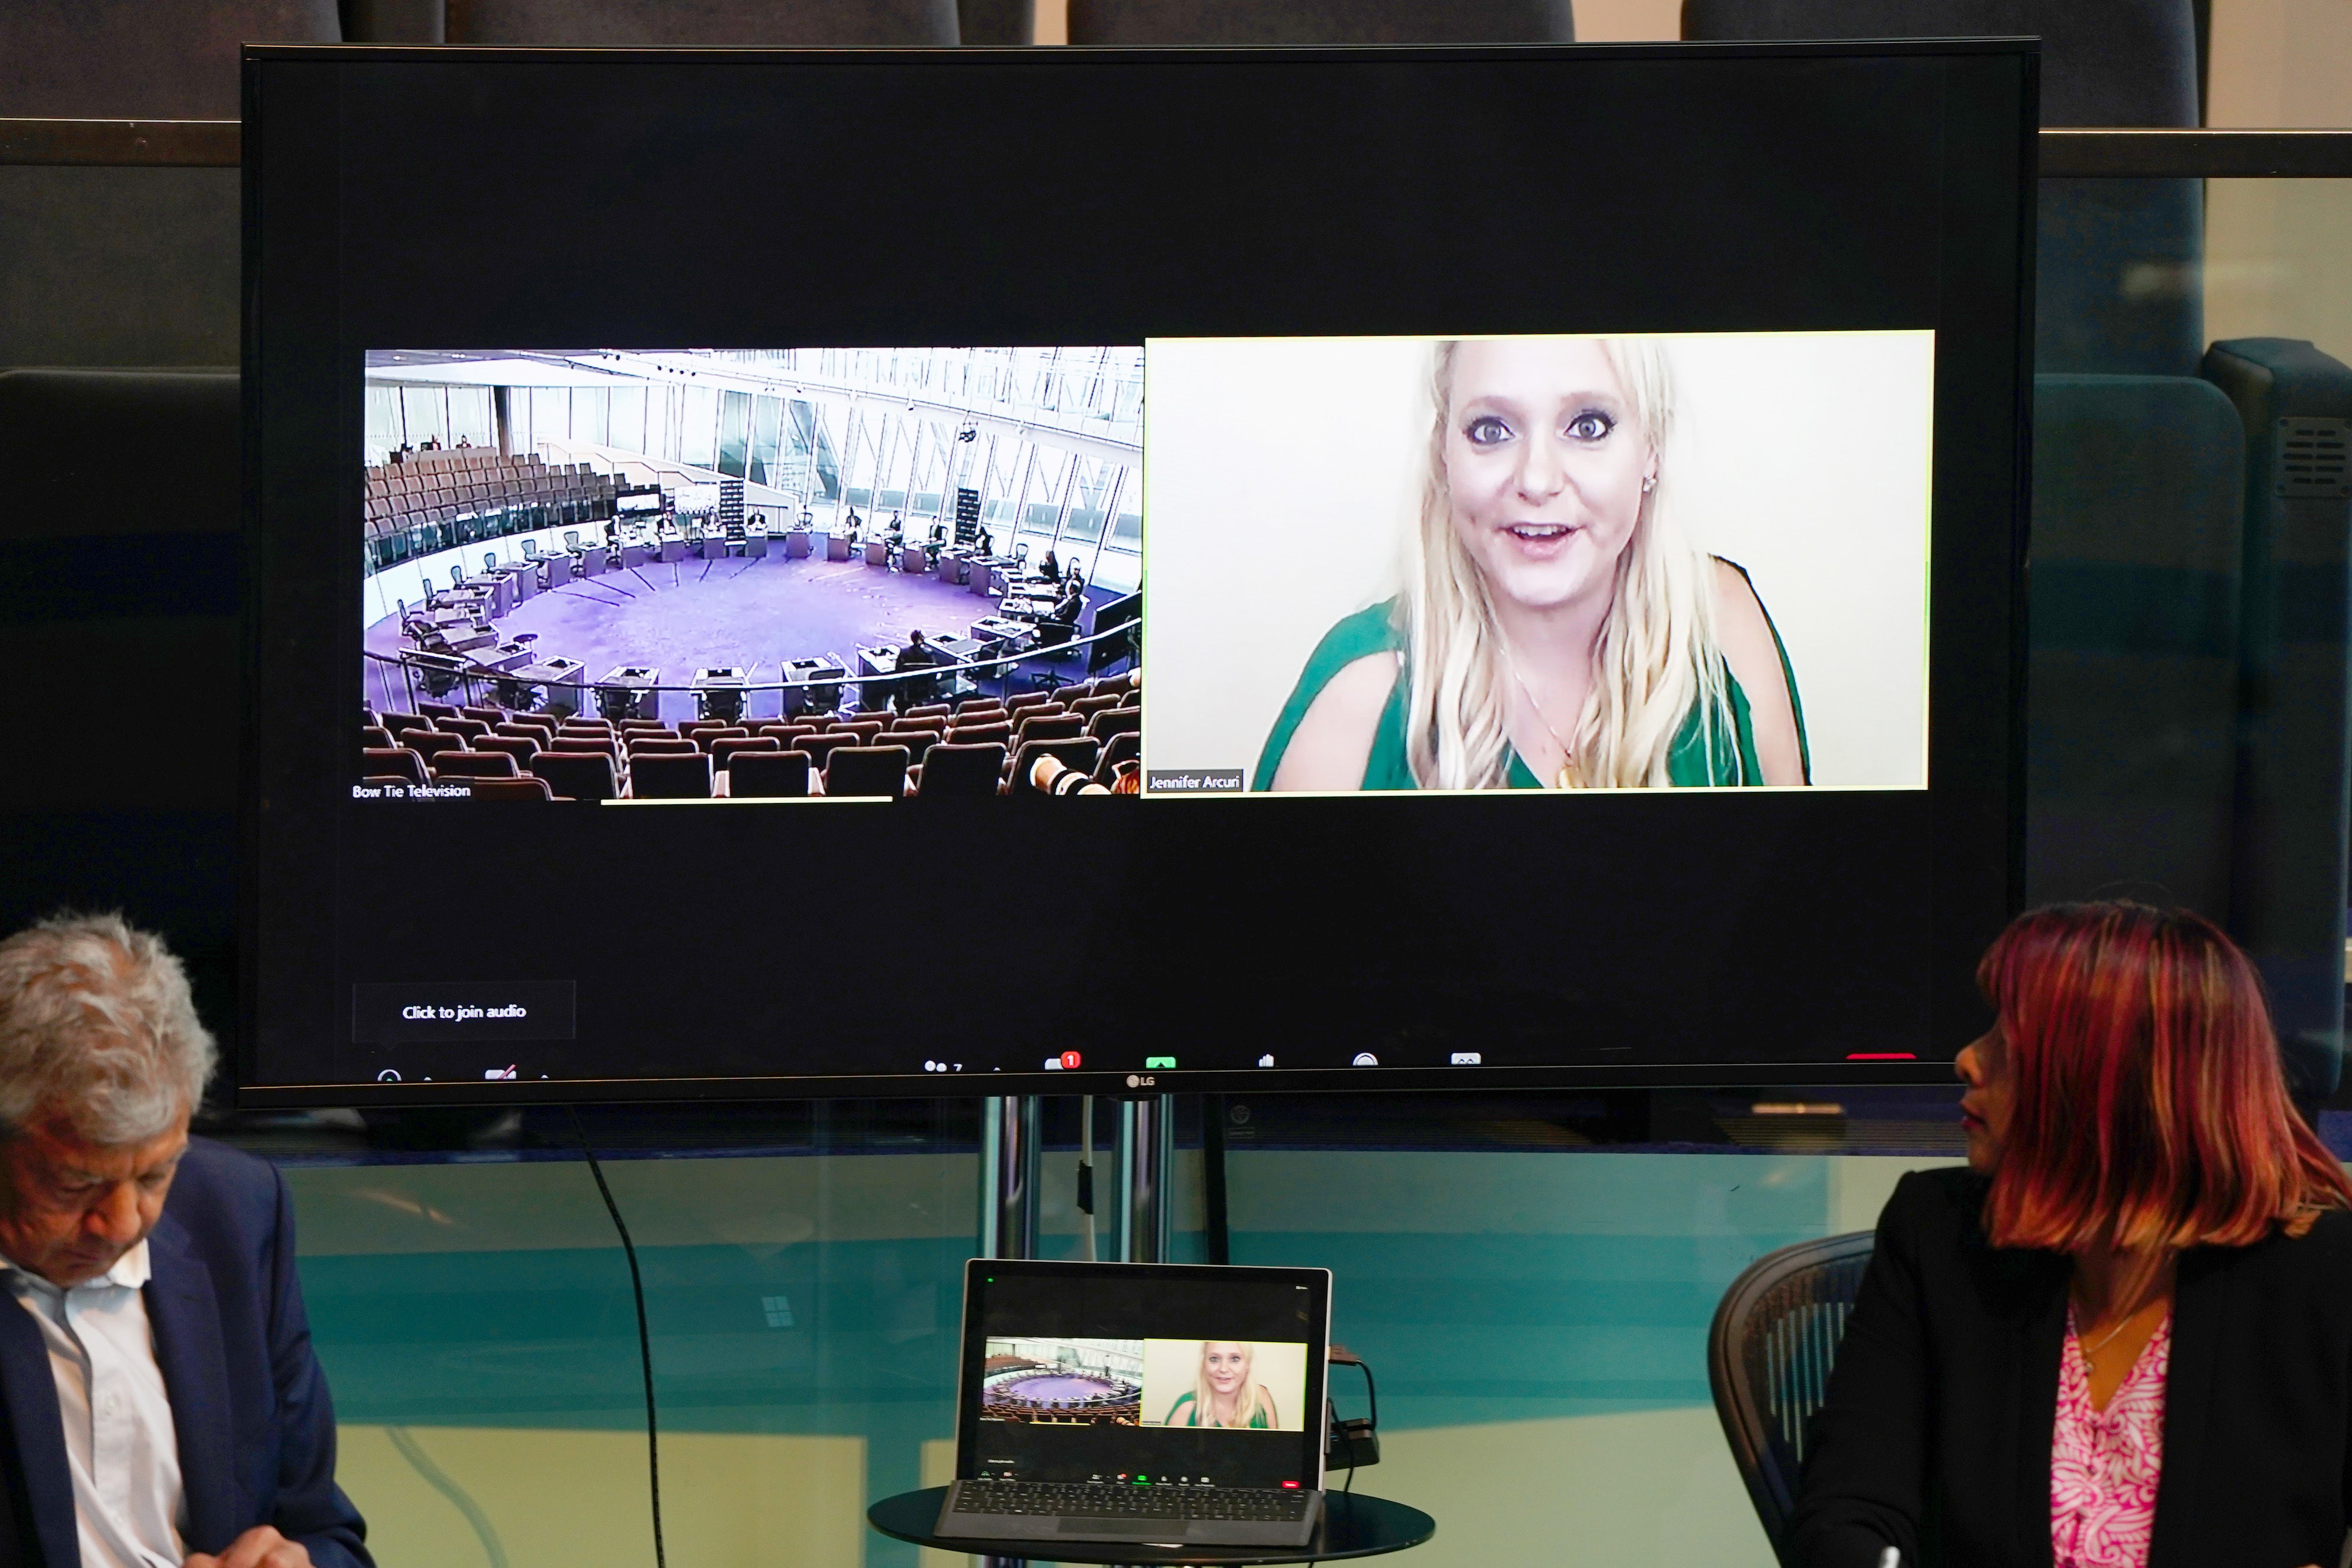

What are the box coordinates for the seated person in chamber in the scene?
[0,914,369,1568]
[1255,337,1806,791]
[893,628,947,710]
[977,527,996,559]
[1162,1342,1278,1429]
[1040,576,1087,643]
[1793,902,2352,1568]
[1039,549,1062,584]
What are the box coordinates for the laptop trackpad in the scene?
[1059,1519,1190,1537]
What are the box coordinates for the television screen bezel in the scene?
[240,40,2034,1107]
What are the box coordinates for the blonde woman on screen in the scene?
[1252,337,1808,791]
[1161,1342,1280,1430]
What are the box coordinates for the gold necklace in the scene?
[1505,654,1582,790]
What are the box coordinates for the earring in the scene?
[1641,475,1656,494]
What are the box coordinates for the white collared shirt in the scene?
[1,1241,188,1568]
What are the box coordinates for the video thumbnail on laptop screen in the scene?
[982,1337,1308,1434]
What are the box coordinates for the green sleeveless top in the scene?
[1252,584,1809,792]
[1163,1392,1273,1429]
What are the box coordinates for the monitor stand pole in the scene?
[979,1095,1042,1261]
[1114,1092,1176,1263]
[973,1094,1172,1568]
[978,1096,1043,1568]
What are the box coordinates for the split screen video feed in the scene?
[356,333,1930,806]
[357,347,1143,802]
[981,1337,1308,1433]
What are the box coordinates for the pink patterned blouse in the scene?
[2050,1310,2173,1568]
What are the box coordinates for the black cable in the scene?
[570,1108,666,1568]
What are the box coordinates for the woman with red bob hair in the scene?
[1792,901,2352,1568]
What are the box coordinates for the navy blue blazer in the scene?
[0,1138,369,1568]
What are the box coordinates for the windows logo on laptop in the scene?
[940,1259,1333,1548]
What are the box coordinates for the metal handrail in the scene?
[6,117,2352,176]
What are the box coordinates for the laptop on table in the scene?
[940,1259,1332,1549]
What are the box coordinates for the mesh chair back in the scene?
[529,751,619,802]
[447,0,958,45]
[630,751,712,800]
[730,750,813,798]
[915,742,1006,797]
[1707,1231,1876,1563]
[824,745,912,799]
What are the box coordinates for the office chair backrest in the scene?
[1708,1231,1877,1564]
[1679,0,2200,376]
[446,1,961,48]
[1067,0,1571,43]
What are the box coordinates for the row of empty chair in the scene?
[360,677,1141,800]
[365,453,617,570]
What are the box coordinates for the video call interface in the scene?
[964,1270,1325,1488]
[358,333,1931,806]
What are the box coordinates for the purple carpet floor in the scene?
[365,553,1120,721]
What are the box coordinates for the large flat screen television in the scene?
[242,41,2035,1104]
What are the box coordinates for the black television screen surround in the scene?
[242,41,2035,1104]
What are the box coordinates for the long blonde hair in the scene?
[1185,1341,1275,1428]
[1399,338,1735,790]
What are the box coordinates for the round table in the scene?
[867,1487,1434,1566]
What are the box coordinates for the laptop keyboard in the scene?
[953,1480,1314,1522]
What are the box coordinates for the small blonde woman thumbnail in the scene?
[1161,1341,1279,1430]
[1254,336,1807,792]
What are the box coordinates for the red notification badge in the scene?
[1061,1051,1082,1070]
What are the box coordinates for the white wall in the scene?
[1141,332,1935,789]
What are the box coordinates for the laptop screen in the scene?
[957,1261,1332,1490]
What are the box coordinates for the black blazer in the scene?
[1792,1167,2352,1568]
